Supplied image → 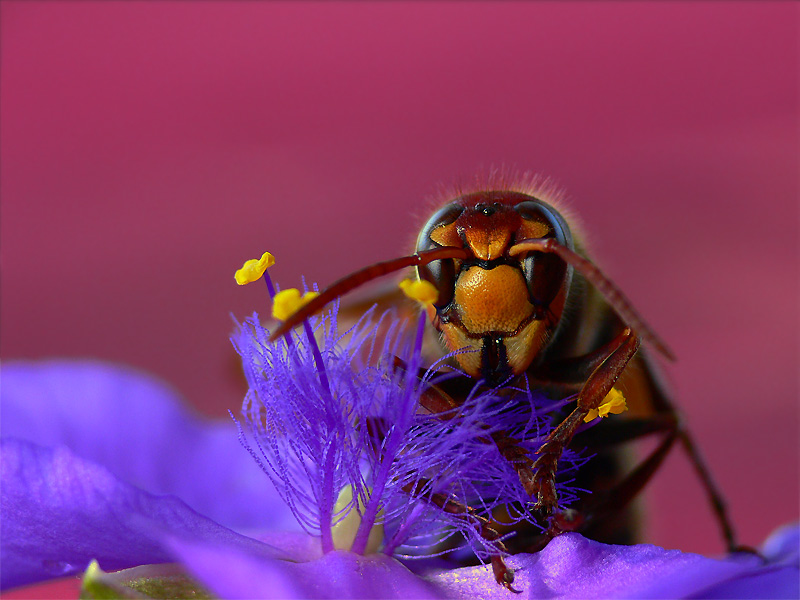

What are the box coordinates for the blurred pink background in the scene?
[2,1,797,586]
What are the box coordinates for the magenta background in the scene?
[1,0,797,574]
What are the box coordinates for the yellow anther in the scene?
[332,485,384,554]
[235,252,275,285]
[584,388,628,423]
[399,278,439,305]
[272,289,320,321]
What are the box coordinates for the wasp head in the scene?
[416,192,573,384]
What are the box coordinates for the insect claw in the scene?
[533,498,556,517]
[531,482,557,513]
[491,556,521,593]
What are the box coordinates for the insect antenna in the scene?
[509,238,675,361]
[268,247,468,342]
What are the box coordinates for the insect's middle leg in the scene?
[531,327,640,513]
[524,415,679,551]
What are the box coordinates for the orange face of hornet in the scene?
[415,191,574,384]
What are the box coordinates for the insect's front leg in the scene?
[415,375,539,499]
[531,327,640,514]
[417,485,520,593]
[388,360,525,591]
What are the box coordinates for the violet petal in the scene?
[167,537,444,600]
[0,438,285,590]
[430,531,799,599]
[692,523,800,599]
[0,360,295,531]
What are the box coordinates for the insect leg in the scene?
[574,411,745,553]
[531,327,640,514]
[526,417,679,552]
[677,428,746,552]
[369,406,522,592]
[403,479,521,593]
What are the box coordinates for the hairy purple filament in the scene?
[233,274,585,562]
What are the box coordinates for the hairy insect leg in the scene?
[531,327,640,514]
[576,420,677,543]
[676,428,753,553]
[570,413,747,555]
[526,418,679,552]
[366,401,523,592]
[405,480,521,593]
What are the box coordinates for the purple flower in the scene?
[1,296,798,597]
[231,303,583,563]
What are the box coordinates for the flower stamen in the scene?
[235,252,275,285]
[399,279,439,305]
[235,251,278,298]
[272,289,320,322]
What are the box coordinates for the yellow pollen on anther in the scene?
[235,252,275,285]
[399,279,439,305]
[272,289,319,321]
[584,388,628,423]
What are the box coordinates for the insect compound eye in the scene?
[415,203,464,308]
[515,199,573,310]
